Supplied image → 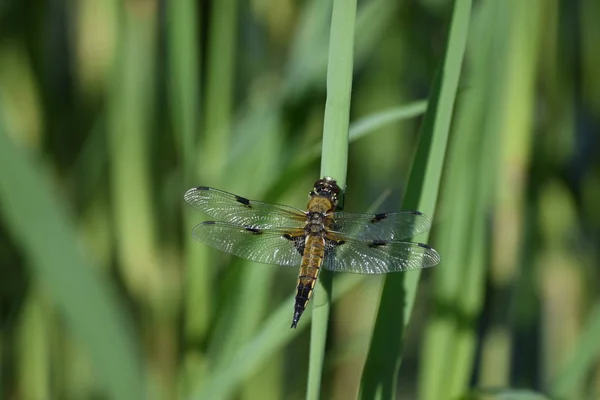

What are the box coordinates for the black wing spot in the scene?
[203,221,217,225]
[417,242,432,249]
[409,210,423,215]
[196,186,210,190]
[368,240,388,248]
[235,195,252,207]
[371,213,388,223]
[244,226,262,234]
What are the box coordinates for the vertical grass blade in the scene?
[202,0,237,179]
[319,0,356,185]
[359,1,471,398]
[106,3,159,304]
[17,293,49,399]
[0,120,144,400]
[165,0,208,392]
[308,0,357,398]
[167,0,200,180]
[418,1,494,396]
[182,1,238,386]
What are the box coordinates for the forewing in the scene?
[330,211,432,241]
[192,221,304,266]
[184,186,306,228]
[323,234,440,274]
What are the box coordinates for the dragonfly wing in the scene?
[330,211,432,241]
[192,221,304,266]
[323,233,440,274]
[185,186,306,228]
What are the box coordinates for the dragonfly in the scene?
[184,177,440,328]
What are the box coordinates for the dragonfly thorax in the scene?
[304,211,327,236]
[307,211,325,224]
[306,196,335,214]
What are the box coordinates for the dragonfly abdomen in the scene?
[291,235,325,328]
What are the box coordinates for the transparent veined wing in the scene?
[329,210,432,241]
[322,233,440,274]
[191,221,305,266]
[184,186,306,228]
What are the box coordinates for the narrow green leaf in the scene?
[359,0,471,398]
[348,101,427,143]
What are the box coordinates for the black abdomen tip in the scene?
[290,312,301,329]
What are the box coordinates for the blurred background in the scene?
[0,0,599,399]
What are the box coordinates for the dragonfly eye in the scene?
[313,177,341,205]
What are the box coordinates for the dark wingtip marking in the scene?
[417,242,432,249]
[244,226,262,234]
[203,221,217,225]
[235,195,251,206]
[410,210,424,215]
[196,186,210,190]
[372,213,388,223]
[368,240,388,248]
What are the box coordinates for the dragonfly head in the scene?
[311,177,341,207]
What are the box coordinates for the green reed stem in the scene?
[308,0,356,398]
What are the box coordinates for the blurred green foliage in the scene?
[0,0,599,399]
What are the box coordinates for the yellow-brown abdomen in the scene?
[291,235,326,328]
